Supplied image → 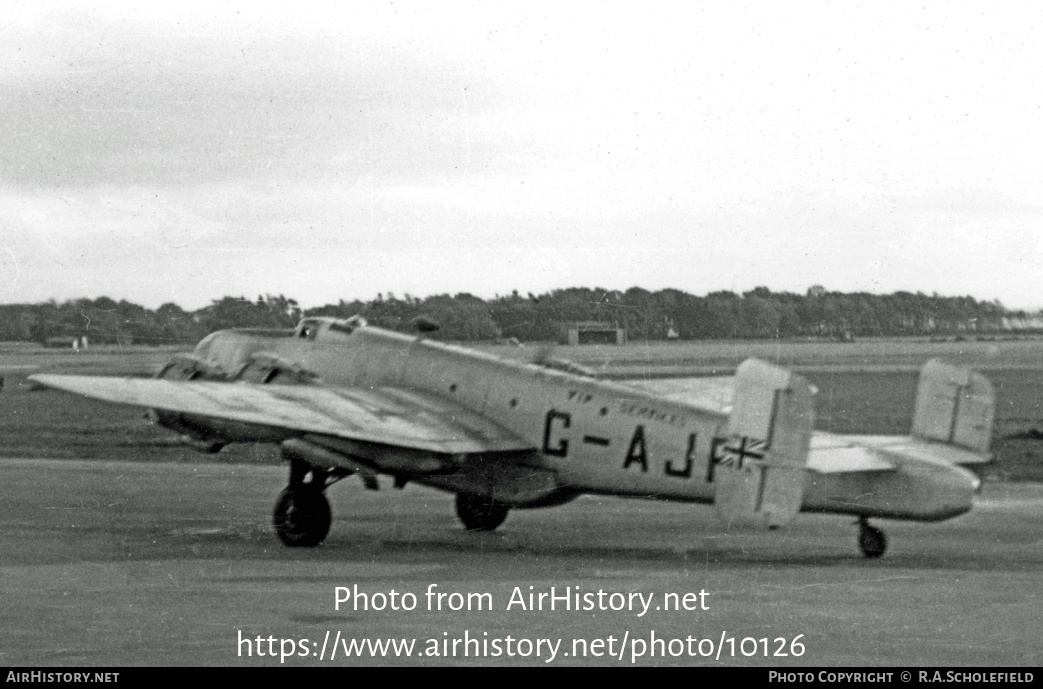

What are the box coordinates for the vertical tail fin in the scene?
[911,359,994,454]
[714,359,814,529]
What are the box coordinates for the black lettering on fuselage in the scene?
[623,425,648,472]
[542,410,571,457]
[665,433,696,478]
[707,436,728,483]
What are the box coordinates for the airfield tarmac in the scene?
[1,458,1040,667]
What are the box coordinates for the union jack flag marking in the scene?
[719,436,768,469]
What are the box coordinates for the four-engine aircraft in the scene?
[29,316,995,558]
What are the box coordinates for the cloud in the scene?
[0,4,514,188]
[2,3,1043,310]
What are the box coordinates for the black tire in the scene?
[273,486,331,547]
[455,492,509,531]
[858,523,887,558]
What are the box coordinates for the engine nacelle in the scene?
[153,355,229,451]
[151,352,311,453]
[155,354,227,381]
[233,352,318,385]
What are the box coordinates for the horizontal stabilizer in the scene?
[911,360,994,454]
[621,376,736,413]
[806,445,897,474]
[714,359,814,529]
[808,432,991,473]
[621,376,816,415]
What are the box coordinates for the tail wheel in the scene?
[455,493,509,531]
[273,485,331,547]
[858,519,887,558]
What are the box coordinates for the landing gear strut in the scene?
[456,493,509,531]
[273,460,332,547]
[858,518,887,558]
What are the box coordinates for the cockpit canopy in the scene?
[293,315,367,341]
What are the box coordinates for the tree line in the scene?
[0,288,1031,346]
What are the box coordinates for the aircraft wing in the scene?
[28,375,533,456]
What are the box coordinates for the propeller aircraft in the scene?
[29,316,994,558]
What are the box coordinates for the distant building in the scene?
[560,322,626,346]
[44,336,79,349]
[1002,315,1043,330]
[44,335,91,349]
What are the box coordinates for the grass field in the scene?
[2,337,1042,480]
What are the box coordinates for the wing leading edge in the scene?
[28,375,533,456]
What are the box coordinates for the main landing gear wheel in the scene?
[273,485,331,547]
[858,518,887,559]
[456,493,509,531]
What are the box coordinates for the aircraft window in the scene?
[328,321,355,336]
[295,318,325,340]
[600,407,609,416]
[328,316,367,336]
[509,398,518,408]
[449,384,458,393]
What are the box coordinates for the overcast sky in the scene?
[1,2,1041,310]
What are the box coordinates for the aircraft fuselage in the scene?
[185,319,976,522]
